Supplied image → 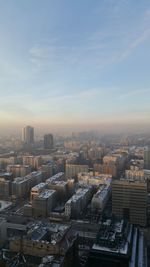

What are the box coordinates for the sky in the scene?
[0,0,150,133]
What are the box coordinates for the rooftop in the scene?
[38,189,56,199]
[93,184,111,201]
[92,219,132,255]
[31,183,46,190]
[66,187,91,204]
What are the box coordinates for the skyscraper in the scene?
[44,134,53,149]
[22,126,34,145]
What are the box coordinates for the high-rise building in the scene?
[22,126,34,145]
[144,147,150,170]
[44,134,53,149]
[112,179,147,226]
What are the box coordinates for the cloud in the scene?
[118,88,150,99]
[118,28,150,61]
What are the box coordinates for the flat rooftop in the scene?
[92,219,132,255]
[38,189,56,199]
[31,183,46,191]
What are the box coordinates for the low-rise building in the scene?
[7,164,31,178]
[65,187,92,218]
[32,189,56,217]
[91,184,111,212]
[65,164,89,178]
[12,171,43,199]
[30,183,47,202]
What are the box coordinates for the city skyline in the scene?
[0,0,150,133]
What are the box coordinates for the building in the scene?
[144,147,150,170]
[47,180,68,201]
[78,172,112,187]
[88,218,147,267]
[9,221,77,266]
[44,134,53,149]
[46,172,65,184]
[65,164,89,178]
[0,177,11,198]
[7,164,31,178]
[30,182,47,202]
[23,156,42,170]
[39,164,53,179]
[32,189,56,217]
[94,162,117,178]
[12,171,43,199]
[112,179,147,226]
[22,125,34,145]
[91,184,111,212]
[125,169,145,180]
[65,187,92,218]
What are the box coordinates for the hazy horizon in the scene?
[0,122,150,137]
[0,1,150,133]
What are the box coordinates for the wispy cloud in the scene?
[118,88,150,99]
[118,28,150,61]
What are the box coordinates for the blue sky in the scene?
[0,0,150,130]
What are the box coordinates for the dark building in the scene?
[88,218,147,267]
[44,134,53,149]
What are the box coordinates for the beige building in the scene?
[30,182,46,202]
[112,179,147,226]
[125,169,145,180]
[23,156,42,170]
[7,164,31,178]
[78,172,112,186]
[65,164,88,178]
[94,163,117,177]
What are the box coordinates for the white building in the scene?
[91,184,111,212]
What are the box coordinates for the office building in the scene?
[44,134,53,149]
[112,179,147,226]
[88,219,147,267]
[22,125,34,145]
[144,147,150,170]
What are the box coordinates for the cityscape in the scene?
[0,126,149,266]
[0,0,150,266]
